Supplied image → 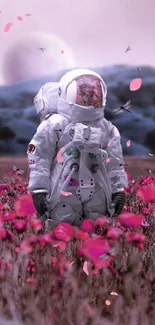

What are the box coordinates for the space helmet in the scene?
[34,82,59,121]
[58,68,107,109]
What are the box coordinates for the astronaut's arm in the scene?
[27,119,58,193]
[105,123,128,194]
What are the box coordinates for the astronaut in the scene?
[33,81,59,121]
[27,69,128,228]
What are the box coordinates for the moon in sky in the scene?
[2,31,75,84]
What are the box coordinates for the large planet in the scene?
[2,31,75,84]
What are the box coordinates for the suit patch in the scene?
[28,158,36,168]
[27,143,36,154]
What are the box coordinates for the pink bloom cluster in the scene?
[0,170,154,286]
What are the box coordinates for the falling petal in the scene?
[17,16,23,21]
[105,300,111,306]
[57,148,62,163]
[83,261,89,275]
[106,158,110,163]
[149,153,154,156]
[25,13,31,17]
[110,292,118,296]
[61,50,64,54]
[130,78,142,91]
[126,140,131,147]
[60,190,72,196]
[0,10,2,14]
[108,138,114,147]
[4,23,12,32]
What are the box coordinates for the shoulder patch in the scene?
[27,143,36,154]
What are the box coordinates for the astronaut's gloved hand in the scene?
[111,191,126,217]
[32,192,49,216]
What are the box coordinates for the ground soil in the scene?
[0,156,155,182]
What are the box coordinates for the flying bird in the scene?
[12,166,25,175]
[38,48,46,52]
[125,46,131,53]
[113,100,132,115]
[135,67,141,72]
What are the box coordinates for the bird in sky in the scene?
[125,45,131,53]
[38,48,46,52]
[113,100,132,115]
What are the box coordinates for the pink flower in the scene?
[53,240,67,252]
[14,194,36,217]
[125,231,146,249]
[106,227,124,240]
[141,207,152,215]
[0,228,7,239]
[136,185,155,202]
[26,277,38,285]
[30,217,42,231]
[94,216,110,228]
[0,184,10,190]
[118,212,144,228]
[96,256,114,270]
[74,228,90,240]
[80,219,95,233]
[13,220,27,233]
[51,256,59,268]
[20,240,33,253]
[6,230,14,242]
[38,232,53,246]
[78,238,111,264]
[53,222,74,242]
[127,173,131,182]
[27,260,36,273]
[2,210,16,222]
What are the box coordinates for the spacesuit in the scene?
[27,69,128,228]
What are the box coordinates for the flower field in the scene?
[0,164,155,325]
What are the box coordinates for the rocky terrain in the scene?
[0,64,155,156]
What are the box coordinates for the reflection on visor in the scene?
[75,75,103,108]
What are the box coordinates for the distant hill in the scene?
[0,64,155,156]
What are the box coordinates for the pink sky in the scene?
[0,0,154,83]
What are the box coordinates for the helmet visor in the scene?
[70,74,104,108]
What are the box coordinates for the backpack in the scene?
[54,122,113,213]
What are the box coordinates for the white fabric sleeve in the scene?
[27,118,58,193]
